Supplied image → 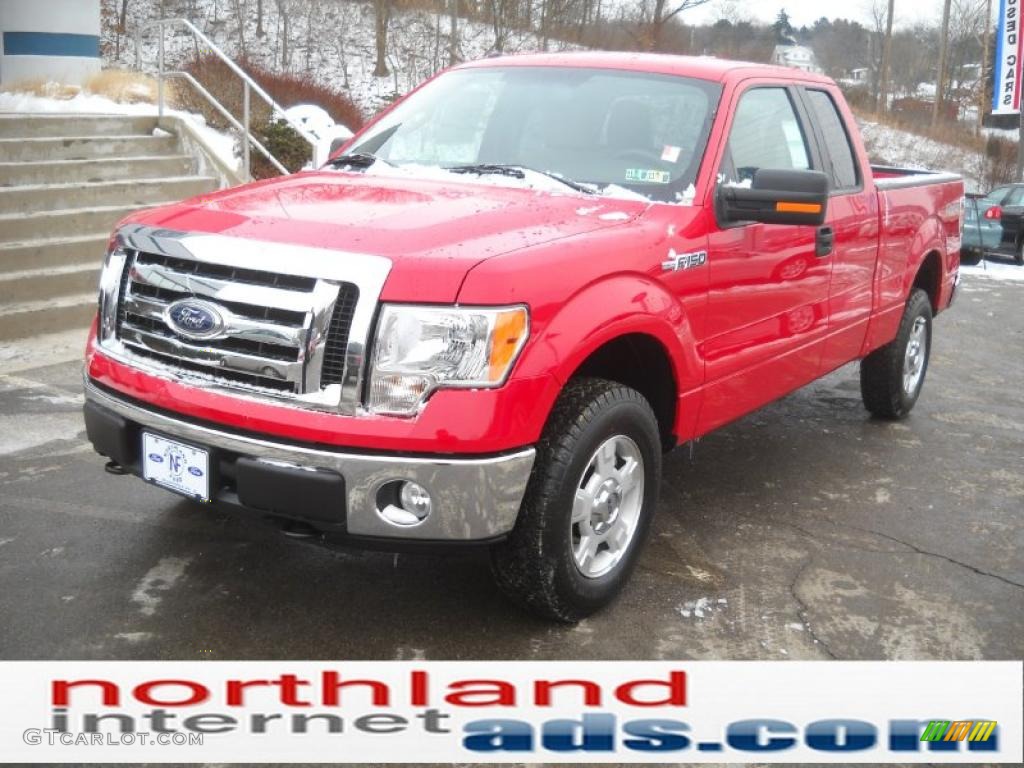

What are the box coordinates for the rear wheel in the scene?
[860,288,933,419]
[490,378,661,622]
[1016,238,1024,266]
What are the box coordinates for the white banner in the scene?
[994,0,1024,114]
[0,661,1020,763]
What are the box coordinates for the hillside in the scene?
[108,0,574,116]
[857,118,987,192]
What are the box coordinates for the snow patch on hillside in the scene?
[857,118,984,192]
[115,0,577,117]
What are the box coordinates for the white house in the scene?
[771,45,823,74]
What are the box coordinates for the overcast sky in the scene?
[685,0,986,30]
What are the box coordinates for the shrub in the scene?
[253,119,313,177]
[984,136,1017,188]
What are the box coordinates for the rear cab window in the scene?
[803,89,859,191]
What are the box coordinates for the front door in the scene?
[698,85,832,435]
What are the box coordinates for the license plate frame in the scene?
[141,432,211,502]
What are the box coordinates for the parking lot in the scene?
[1,271,1021,662]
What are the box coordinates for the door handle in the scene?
[816,226,834,257]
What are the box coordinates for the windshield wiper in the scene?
[326,152,393,169]
[446,163,595,194]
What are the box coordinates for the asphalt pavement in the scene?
[1,272,1021,663]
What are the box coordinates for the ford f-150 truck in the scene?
[83,53,963,621]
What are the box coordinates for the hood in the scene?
[128,170,647,302]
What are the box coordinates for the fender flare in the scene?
[512,273,702,434]
[903,214,947,300]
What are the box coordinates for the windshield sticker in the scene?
[661,145,681,163]
[626,168,671,184]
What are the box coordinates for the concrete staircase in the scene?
[0,114,218,355]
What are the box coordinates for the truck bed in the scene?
[871,164,962,190]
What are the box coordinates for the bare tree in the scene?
[932,0,952,124]
[867,0,888,108]
[274,0,290,67]
[304,0,323,72]
[979,0,992,131]
[374,0,392,76]
[488,0,513,53]
[230,0,248,57]
[641,0,712,52]
[449,0,459,65]
[878,0,895,113]
[810,18,869,80]
[889,24,935,99]
[256,0,265,37]
[943,0,989,118]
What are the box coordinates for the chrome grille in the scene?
[320,284,360,386]
[98,225,393,414]
[115,248,341,394]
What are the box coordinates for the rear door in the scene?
[699,83,832,434]
[798,86,881,372]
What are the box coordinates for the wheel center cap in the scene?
[592,479,622,534]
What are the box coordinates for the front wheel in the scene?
[490,378,661,622]
[860,288,933,419]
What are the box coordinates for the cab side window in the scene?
[723,87,811,184]
[805,89,858,190]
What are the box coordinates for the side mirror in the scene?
[717,169,829,226]
[329,136,349,156]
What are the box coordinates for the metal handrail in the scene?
[133,17,317,180]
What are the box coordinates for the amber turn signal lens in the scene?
[775,201,822,214]
[488,308,529,382]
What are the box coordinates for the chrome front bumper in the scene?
[83,380,535,542]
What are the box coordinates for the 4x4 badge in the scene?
[662,249,707,272]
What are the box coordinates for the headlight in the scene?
[367,304,529,416]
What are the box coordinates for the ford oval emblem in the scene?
[188,467,204,477]
[165,299,225,340]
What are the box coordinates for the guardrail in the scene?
[134,18,317,180]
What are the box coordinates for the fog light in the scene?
[399,481,432,520]
[377,480,433,527]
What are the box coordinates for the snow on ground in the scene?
[857,118,985,192]
[0,90,239,173]
[961,261,1024,282]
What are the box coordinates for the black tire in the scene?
[490,377,661,622]
[860,288,933,419]
[960,249,981,266]
[1016,238,1024,266]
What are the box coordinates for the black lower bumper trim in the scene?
[84,399,347,528]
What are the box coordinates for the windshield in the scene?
[345,66,722,203]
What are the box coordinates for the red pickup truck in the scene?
[84,53,963,621]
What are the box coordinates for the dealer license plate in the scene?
[142,432,210,502]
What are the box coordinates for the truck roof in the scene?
[459,51,835,86]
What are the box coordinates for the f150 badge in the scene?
[662,249,707,272]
